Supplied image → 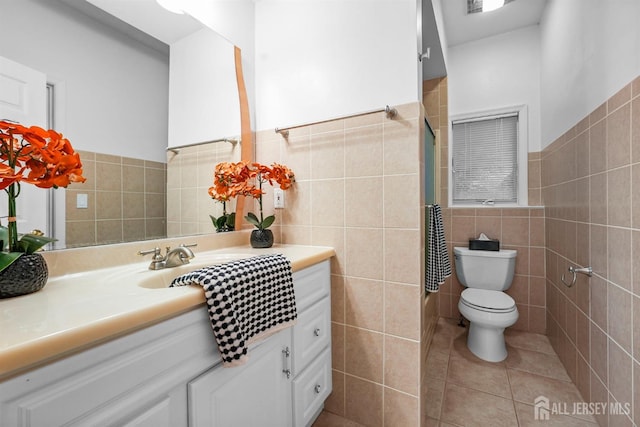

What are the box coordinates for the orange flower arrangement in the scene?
[0,120,86,271]
[208,161,294,230]
[207,162,238,232]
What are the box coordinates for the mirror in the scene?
[0,0,245,249]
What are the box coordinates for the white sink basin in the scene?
[137,253,254,289]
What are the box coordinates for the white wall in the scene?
[183,0,256,128]
[540,0,640,148]
[431,0,450,73]
[448,25,542,152]
[182,0,255,59]
[254,0,420,131]
[169,28,240,148]
[1,0,169,162]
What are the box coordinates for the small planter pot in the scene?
[250,229,274,248]
[0,253,49,299]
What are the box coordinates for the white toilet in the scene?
[454,247,518,362]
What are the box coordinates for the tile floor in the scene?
[424,318,598,426]
[313,317,599,427]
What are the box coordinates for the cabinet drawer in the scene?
[293,261,330,312]
[292,348,332,427]
[292,296,331,375]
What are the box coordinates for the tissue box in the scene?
[468,239,500,251]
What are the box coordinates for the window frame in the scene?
[448,105,528,208]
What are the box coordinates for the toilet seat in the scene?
[460,288,516,313]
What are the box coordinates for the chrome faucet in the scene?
[138,243,197,270]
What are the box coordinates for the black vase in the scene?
[0,253,49,298]
[250,229,274,248]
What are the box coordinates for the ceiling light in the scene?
[156,0,184,15]
[483,0,504,12]
[467,0,515,14]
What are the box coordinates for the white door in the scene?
[0,56,50,239]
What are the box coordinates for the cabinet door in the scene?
[117,395,178,427]
[189,329,293,427]
[83,383,188,427]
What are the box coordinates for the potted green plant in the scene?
[0,120,86,298]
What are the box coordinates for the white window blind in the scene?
[451,114,518,204]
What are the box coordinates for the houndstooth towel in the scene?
[426,204,451,292]
[170,253,297,367]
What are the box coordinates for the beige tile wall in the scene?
[254,102,426,426]
[529,151,543,206]
[66,151,166,247]
[423,77,547,335]
[542,75,640,426]
[166,140,240,237]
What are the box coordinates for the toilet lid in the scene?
[461,288,516,312]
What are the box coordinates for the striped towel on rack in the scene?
[426,204,451,292]
[170,254,297,367]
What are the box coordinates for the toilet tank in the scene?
[453,247,517,291]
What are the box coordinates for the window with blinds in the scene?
[451,113,519,204]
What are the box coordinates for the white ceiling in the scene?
[70,0,549,50]
[423,0,548,79]
[64,0,547,81]
[441,0,548,47]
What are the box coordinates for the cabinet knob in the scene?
[314,328,321,337]
[314,384,322,394]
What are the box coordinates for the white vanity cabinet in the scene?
[187,259,332,427]
[0,260,331,427]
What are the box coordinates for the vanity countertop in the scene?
[0,244,334,381]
